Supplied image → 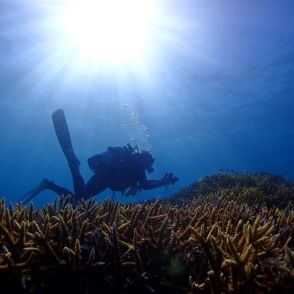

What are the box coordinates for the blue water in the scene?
[0,0,293,206]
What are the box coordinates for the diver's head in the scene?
[140,150,154,173]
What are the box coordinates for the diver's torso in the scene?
[92,155,144,192]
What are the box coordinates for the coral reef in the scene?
[169,172,294,208]
[0,186,294,293]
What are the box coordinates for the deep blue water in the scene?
[0,0,293,206]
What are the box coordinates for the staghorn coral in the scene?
[169,172,294,208]
[0,193,293,293]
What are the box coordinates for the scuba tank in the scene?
[88,144,138,173]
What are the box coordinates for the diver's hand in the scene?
[161,173,178,186]
[125,186,138,196]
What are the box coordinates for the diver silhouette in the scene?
[19,109,178,204]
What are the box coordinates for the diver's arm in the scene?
[141,173,178,190]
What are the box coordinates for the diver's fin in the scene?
[52,109,73,154]
[52,109,80,167]
[19,179,50,204]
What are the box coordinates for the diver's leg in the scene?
[68,163,86,199]
[83,174,107,201]
[52,109,86,198]
[19,178,74,204]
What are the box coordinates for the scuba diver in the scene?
[19,109,178,204]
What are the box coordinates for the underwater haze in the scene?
[0,0,293,206]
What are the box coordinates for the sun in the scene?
[60,0,155,63]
